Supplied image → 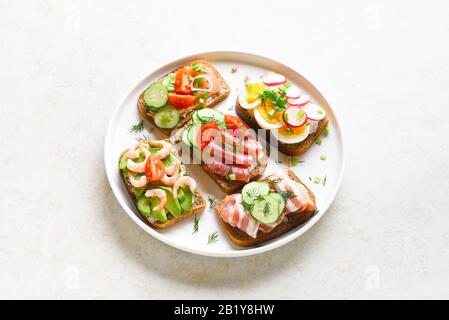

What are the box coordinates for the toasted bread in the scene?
[119,141,206,230]
[215,169,316,247]
[172,122,269,194]
[138,60,230,136]
[235,99,329,156]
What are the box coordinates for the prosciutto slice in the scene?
[203,140,252,167]
[203,160,250,182]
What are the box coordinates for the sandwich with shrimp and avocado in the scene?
[119,139,205,229]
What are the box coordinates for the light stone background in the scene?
[1,0,448,299]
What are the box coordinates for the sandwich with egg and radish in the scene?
[215,169,317,247]
[236,73,329,156]
[138,60,230,135]
[118,139,205,229]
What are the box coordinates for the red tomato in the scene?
[198,121,218,149]
[224,114,247,130]
[145,158,165,182]
[168,93,196,109]
[174,69,192,95]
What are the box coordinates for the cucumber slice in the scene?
[192,111,202,124]
[196,108,224,123]
[144,82,168,110]
[137,197,152,217]
[188,123,201,148]
[182,125,192,147]
[250,193,285,224]
[154,105,180,129]
[242,182,270,205]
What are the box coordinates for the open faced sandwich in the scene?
[119,139,205,229]
[174,108,268,193]
[138,60,230,135]
[236,73,329,156]
[215,169,316,247]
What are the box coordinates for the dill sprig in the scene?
[129,120,144,133]
[136,133,151,142]
[192,215,199,234]
[207,232,219,244]
[208,196,218,209]
[241,200,254,213]
[322,175,327,187]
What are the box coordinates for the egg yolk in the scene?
[246,82,265,103]
[257,100,283,123]
[279,124,307,137]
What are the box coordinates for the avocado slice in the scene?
[119,154,128,170]
[137,197,151,217]
[158,186,181,218]
[179,186,193,213]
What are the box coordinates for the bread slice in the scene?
[119,141,206,230]
[138,60,231,136]
[215,169,316,247]
[172,122,269,194]
[235,99,329,156]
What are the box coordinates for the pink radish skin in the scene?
[283,105,308,128]
[288,95,310,107]
[262,73,287,87]
[285,86,302,99]
[302,103,326,121]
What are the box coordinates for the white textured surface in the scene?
[0,0,448,299]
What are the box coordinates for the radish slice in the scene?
[283,106,307,128]
[302,103,326,121]
[288,95,310,106]
[262,73,287,87]
[191,75,213,92]
[285,86,302,99]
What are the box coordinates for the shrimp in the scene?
[126,143,152,173]
[147,140,173,160]
[172,176,197,199]
[128,174,148,188]
[165,158,180,176]
[144,189,167,211]
[127,159,146,173]
[126,147,140,159]
[161,171,179,186]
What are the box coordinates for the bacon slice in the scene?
[217,194,259,238]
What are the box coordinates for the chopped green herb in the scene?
[290,157,299,167]
[129,120,144,133]
[296,110,305,118]
[228,105,235,111]
[263,202,271,217]
[320,155,326,161]
[208,196,218,209]
[245,82,252,89]
[279,190,295,201]
[322,175,327,187]
[136,133,151,142]
[284,113,289,121]
[317,108,324,115]
[228,173,236,181]
[260,86,289,112]
[286,126,293,133]
[313,176,321,184]
[191,62,205,74]
[324,127,330,136]
[192,215,199,234]
[207,232,219,244]
[199,98,205,107]
[316,137,322,145]
[268,109,276,117]
[193,76,205,88]
[241,200,254,213]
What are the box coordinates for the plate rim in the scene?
[104,50,345,258]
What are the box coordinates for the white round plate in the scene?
[104,51,345,257]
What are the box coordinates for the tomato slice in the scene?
[168,93,196,109]
[145,157,165,182]
[198,121,218,149]
[174,69,192,95]
[224,114,248,130]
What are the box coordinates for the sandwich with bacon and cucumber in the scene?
[215,169,316,247]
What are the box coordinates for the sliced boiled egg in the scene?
[254,104,284,129]
[272,123,311,144]
[302,103,326,121]
[238,80,266,110]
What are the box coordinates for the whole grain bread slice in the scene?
[119,141,206,230]
[235,99,329,156]
[138,60,230,136]
[215,169,316,247]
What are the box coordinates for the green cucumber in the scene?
[119,154,127,170]
[179,186,193,213]
[196,108,224,123]
[137,197,152,217]
[182,125,192,147]
[144,82,168,110]
[242,182,270,205]
[154,105,180,129]
[191,111,202,124]
[158,186,181,218]
[188,123,201,148]
[250,193,285,224]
